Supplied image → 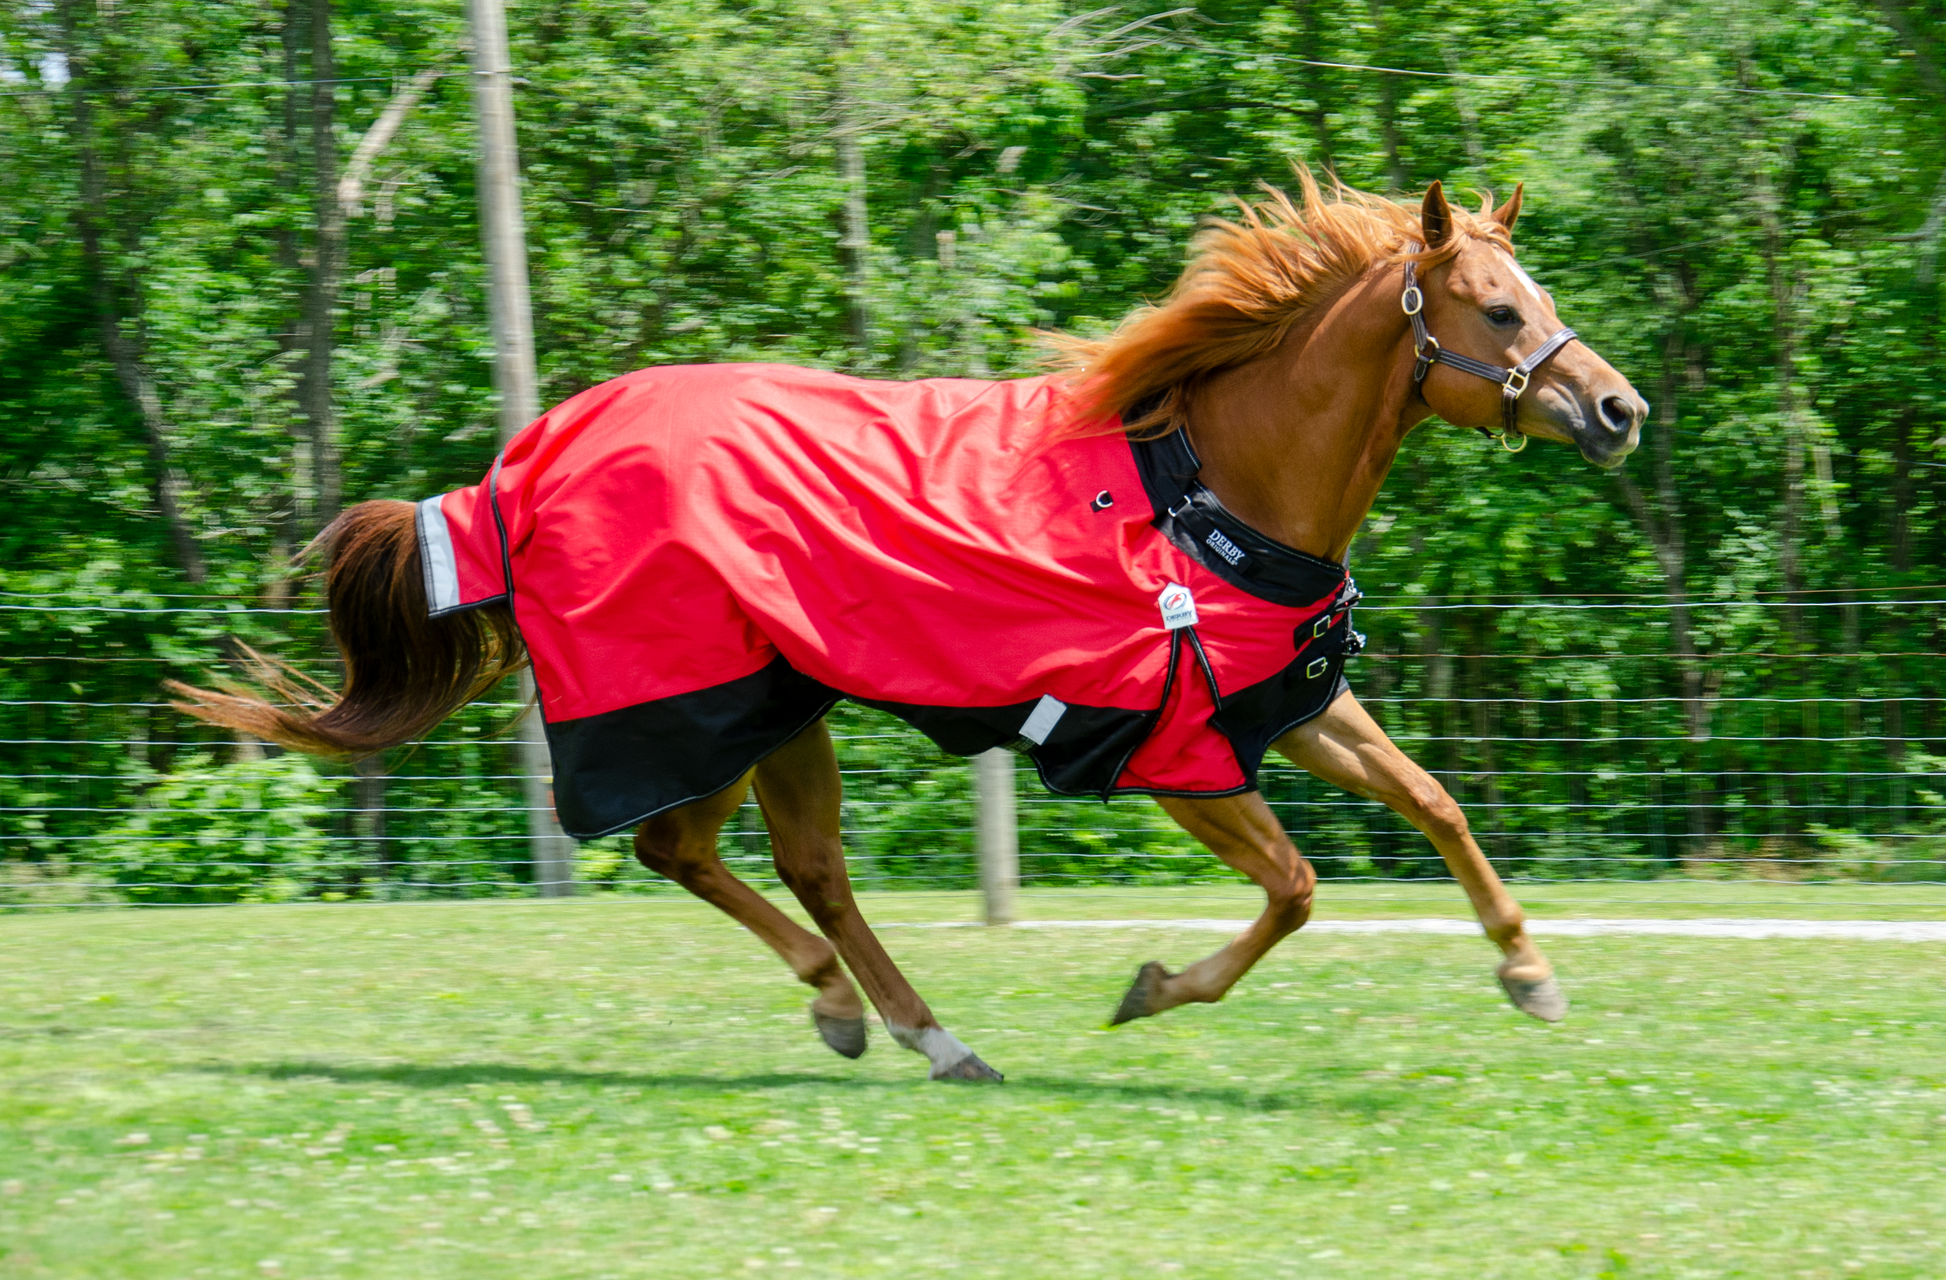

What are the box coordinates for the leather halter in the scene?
[1401,244,1577,453]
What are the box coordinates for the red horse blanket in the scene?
[418,364,1362,839]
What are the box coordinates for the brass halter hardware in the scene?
[1402,244,1576,453]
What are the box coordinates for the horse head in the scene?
[1409,180,1647,467]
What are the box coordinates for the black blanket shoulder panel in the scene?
[1129,426,1368,788]
[1130,429,1348,608]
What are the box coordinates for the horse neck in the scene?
[1185,265,1426,564]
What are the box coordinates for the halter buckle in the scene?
[1412,332,1440,384]
[1401,285,1424,316]
[1503,368,1531,398]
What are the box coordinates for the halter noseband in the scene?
[1401,243,1577,453]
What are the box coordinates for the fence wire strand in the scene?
[6,592,1944,910]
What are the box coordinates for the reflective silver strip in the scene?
[416,494,461,615]
[1018,695,1067,746]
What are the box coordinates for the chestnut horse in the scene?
[176,176,1645,1083]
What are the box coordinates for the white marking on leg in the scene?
[886,1023,974,1073]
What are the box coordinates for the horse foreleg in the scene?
[753,721,1001,1082]
[1274,690,1567,1022]
[1109,790,1316,1024]
[631,773,869,1058]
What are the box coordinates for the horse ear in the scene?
[1420,180,1453,248]
[1491,183,1524,234]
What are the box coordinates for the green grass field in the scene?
[4,889,1943,1278]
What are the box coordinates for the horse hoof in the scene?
[812,1010,868,1059]
[931,1053,1004,1083]
[1499,974,1568,1023]
[1109,960,1171,1026]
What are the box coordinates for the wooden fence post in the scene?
[975,748,1017,925]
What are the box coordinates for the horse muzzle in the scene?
[1572,391,1647,468]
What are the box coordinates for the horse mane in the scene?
[1041,167,1515,438]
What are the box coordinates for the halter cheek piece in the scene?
[1401,243,1577,453]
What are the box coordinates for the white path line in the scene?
[882,918,1946,942]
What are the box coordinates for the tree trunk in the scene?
[935,229,989,377]
[1464,613,1507,868]
[1874,0,1946,99]
[1613,282,1715,855]
[1400,509,1443,878]
[832,67,872,354]
[468,0,580,896]
[1408,502,1456,872]
[60,2,207,584]
[1440,41,1486,169]
[1297,0,1336,170]
[1365,0,1408,190]
[279,1,305,275]
[1759,189,1816,843]
[1617,327,1708,736]
[277,0,308,557]
[299,0,345,529]
[1429,612,1459,813]
[338,65,445,216]
[1760,200,1807,646]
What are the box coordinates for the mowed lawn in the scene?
[2,891,1943,1279]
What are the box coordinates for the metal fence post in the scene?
[975,748,1017,925]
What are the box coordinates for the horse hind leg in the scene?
[631,774,869,1059]
[1110,791,1316,1025]
[754,721,1001,1082]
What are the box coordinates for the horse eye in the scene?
[1486,306,1520,327]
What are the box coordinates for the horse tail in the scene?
[168,499,526,759]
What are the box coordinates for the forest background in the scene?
[3,0,1944,905]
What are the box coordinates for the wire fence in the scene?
[3,590,1943,909]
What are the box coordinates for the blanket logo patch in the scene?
[1158,583,1199,630]
[1203,527,1246,566]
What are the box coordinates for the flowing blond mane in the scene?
[1042,168,1514,437]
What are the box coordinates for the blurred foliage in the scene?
[3,0,1945,901]
[101,752,337,903]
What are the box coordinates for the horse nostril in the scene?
[1599,395,1635,433]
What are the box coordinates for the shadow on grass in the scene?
[199,1059,1396,1114]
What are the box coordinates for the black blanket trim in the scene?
[544,655,842,839]
[1129,429,1348,609]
